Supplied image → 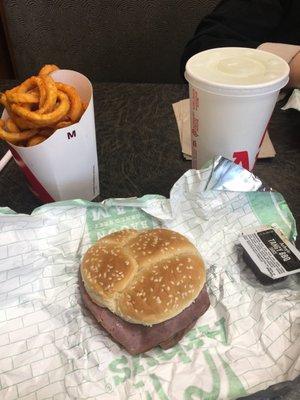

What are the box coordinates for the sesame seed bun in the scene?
[80,228,206,326]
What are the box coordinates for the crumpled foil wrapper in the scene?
[206,156,266,192]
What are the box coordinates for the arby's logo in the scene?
[233,151,250,170]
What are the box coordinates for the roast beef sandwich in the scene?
[80,228,210,354]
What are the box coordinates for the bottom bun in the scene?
[79,273,210,355]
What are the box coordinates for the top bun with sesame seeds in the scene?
[80,228,206,326]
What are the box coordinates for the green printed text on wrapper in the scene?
[107,318,246,399]
[86,200,160,243]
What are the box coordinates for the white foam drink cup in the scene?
[185,47,290,170]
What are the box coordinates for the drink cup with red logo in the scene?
[185,47,289,170]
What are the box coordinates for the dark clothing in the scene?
[181,0,300,77]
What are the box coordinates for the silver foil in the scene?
[205,156,267,192]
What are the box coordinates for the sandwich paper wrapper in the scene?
[0,157,299,400]
[2,70,100,202]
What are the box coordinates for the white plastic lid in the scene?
[185,47,290,96]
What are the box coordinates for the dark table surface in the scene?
[0,81,299,397]
[0,81,299,234]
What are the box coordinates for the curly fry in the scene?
[38,64,59,76]
[5,77,45,108]
[5,90,39,104]
[18,76,40,92]
[0,124,38,144]
[37,81,47,108]
[27,135,46,146]
[11,76,42,98]
[13,115,38,130]
[23,85,47,109]
[9,74,57,112]
[0,92,12,110]
[55,82,82,122]
[0,64,87,146]
[5,118,20,132]
[0,93,38,129]
[55,119,73,129]
[37,75,58,114]
[82,101,88,112]
[11,91,70,127]
[37,128,55,137]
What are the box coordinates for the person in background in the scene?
[181,0,300,87]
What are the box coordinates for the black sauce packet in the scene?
[239,226,300,285]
